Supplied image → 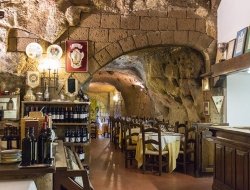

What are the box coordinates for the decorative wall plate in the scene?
[25,42,43,59]
[47,44,63,59]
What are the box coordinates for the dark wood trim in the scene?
[211,52,250,77]
[210,126,250,190]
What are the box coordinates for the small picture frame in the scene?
[244,26,250,53]
[226,39,236,60]
[204,101,210,116]
[233,27,248,57]
[65,76,78,96]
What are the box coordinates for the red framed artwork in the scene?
[66,40,88,72]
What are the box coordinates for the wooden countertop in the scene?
[0,163,55,177]
[0,140,67,177]
[209,125,250,136]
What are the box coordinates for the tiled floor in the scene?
[89,137,212,190]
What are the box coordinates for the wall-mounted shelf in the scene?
[53,122,88,126]
[212,52,250,77]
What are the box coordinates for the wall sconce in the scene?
[202,77,210,91]
[38,57,60,91]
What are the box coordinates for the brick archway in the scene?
[87,31,216,79]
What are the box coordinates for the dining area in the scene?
[109,117,196,176]
[89,118,212,190]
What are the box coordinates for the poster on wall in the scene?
[66,40,88,72]
[233,27,248,57]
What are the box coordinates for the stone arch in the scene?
[87,31,216,79]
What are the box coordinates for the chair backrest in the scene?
[125,124,140,147]
[142,125,162,155]
[176,122,196,152]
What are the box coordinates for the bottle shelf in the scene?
[22,101,90,105]
[53,122,88,126]
[63,142,90,146]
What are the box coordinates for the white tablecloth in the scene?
[0,180,37,190]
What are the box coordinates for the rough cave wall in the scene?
[142,47,205,123]
[0,0,219,122]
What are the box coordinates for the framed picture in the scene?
[66,40,88,72]
[226,39,236,60]
[244,26,250,53]
[65,76,78,96]
[203,101,210,116]
[233,27,248,57]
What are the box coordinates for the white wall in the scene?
[227,73,250,126]
[218,0,250,43]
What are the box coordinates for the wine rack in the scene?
[21,101,90,165]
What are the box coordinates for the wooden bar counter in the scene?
[209,125,250,190]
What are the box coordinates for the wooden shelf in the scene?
[22,101,90,105]
[63,142,90,146]
[53,122,88,126]
[212,52,250,77]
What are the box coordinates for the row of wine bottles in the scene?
[21,122,53,166]
[64,127,89,143]
[24,105,89,123]
[1,125,20,150]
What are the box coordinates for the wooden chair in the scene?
[124,125,140,168]
[176,122,196,174]
[142,125,168,176]
[112,118,121,149]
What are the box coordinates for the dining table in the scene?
[135,132,181,173]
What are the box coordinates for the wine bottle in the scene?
[21,128,32,166]
[11,126,19,149]
[29,126,37,164]
[81,127,87,143]
[69,107,74,123]
[79,106,84,123]
[64,129,70,142]
[64,107,69,123]
[55,107,60,123]
[73,107,78,123]
[1,127,8,150]
[77,146,85,161]
[6,126,12,149]
[45,127,53,164]
[83,106,88,123]
[51,107,56,123]
[75,129,81,143]
[7,98,14,110]
[44,84,50,101]
[59,107,64,123]
[70,129,75,143]
[37,122,47,164]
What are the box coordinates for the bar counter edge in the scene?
[209,125,250,190]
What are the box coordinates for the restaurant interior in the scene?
[0,0,250,190]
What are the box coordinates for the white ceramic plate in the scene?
[47,44,63,59]
[25,42,43,59]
